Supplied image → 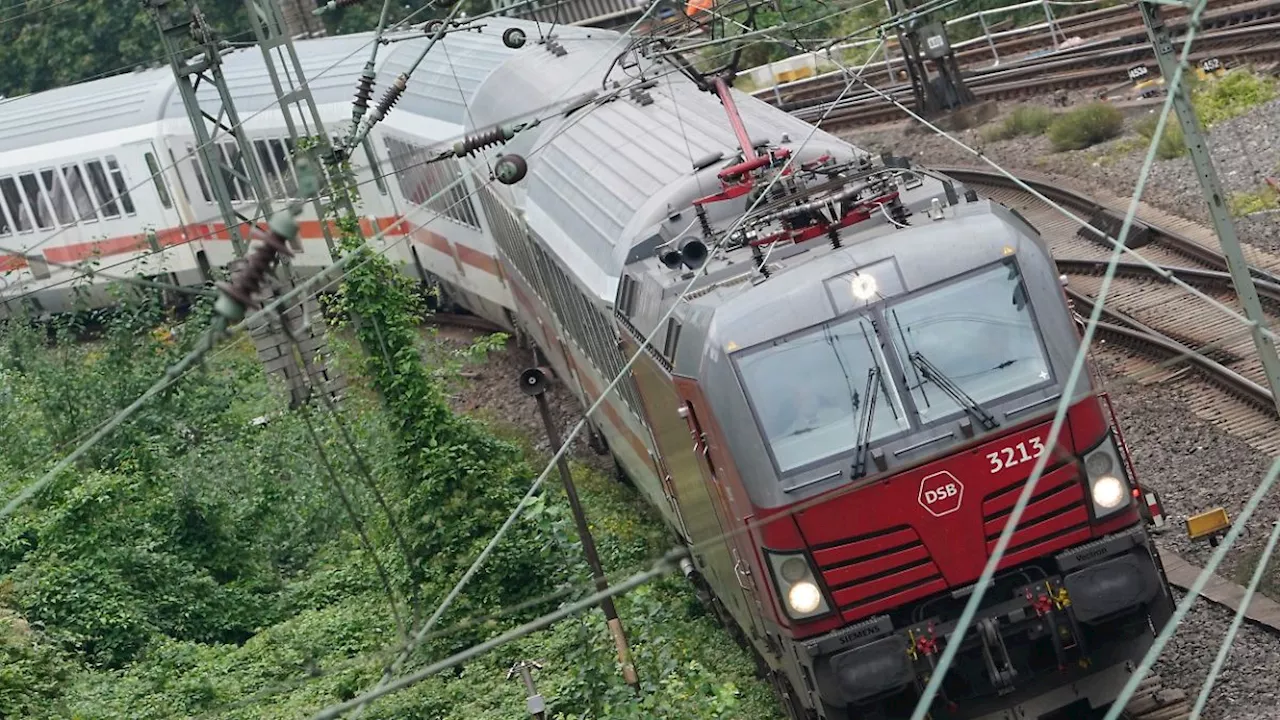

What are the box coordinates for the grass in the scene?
[1046,102,1125,151]
[1132,114,1187,160]
[1194,69,1278,128]
[1227,186,1280,217]
[981,105,1057,142]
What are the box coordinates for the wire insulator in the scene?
[352,72,375,124]
[827,225,841,249]
[372,74,407,122]
[452,125,516,158]
[215,216,298,322]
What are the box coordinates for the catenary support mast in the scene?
[1139,0,1280,417]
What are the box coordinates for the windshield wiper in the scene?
[851,366,880,480]
[909,352,999,431]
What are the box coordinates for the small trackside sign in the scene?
[919,471,964,517]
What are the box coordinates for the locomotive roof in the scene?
[464,32,861,301]
[0,17,593,156]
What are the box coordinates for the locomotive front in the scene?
[686,178,1175,718]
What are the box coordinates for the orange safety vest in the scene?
[686,0,712,16]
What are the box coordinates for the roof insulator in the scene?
[502,27,527,48]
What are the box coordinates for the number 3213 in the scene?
[986,438,1045,473]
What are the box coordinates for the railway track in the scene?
[937,166,1280,457]
[751,0,1280,128]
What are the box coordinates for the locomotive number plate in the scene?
[986,437,1045,474]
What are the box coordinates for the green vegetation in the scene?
[0,286,779,718]
[1192,69,1278,129]
[0,151,779,718]
[1132,114,1186,160]
[1227,186,1280,217]
[1046,102,1125,151]
[981,105,1056,142]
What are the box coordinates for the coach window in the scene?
[60,165,97,221]
[269,140,297,197]
[144,154,173,210]
[40,170,76,225]
[105,158,136,215]
[184,145,213,203]
[214,144,243,202]
[18,174,54,230]
[85,160,121,218]
[0,187,10,235]
[0,177,32,233]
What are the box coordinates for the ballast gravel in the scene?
[840,92,1280,254]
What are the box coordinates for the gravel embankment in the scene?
[841,92,1280,252]
[435,326,1280,720]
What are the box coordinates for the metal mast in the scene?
[146,0,277,256]
[885,0,975,115]
[1139,0,1280,417]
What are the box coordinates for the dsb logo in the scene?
[918,471,964,517]
[924,484,959,503]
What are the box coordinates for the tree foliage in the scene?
[0,0,470,100]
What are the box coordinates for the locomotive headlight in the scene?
[766,550,831,621]
[1091,475,1126,510]
[788,581,823,614]
[1083,435,1132,518]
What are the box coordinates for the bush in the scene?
[1133,114,1187,160]
[982,105,1056,142]
[1194,69,1277,128]
[1046,102,1125,151]
[1228,187,1280,217]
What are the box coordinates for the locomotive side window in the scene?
[18,174,54,230]
[887,260,1052,425]
[737,314,908,473]
[0,177,32,232]
[40,169,76,224]
[84,160,121,218]
[105,158,135,215]
[143,154,173,210]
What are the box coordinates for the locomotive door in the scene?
[672,377,770,647]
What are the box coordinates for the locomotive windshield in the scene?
[737,315,910,473]
[735,258,1055,476]
[886,261,1053,424]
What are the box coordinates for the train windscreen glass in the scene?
[738,315,908,473]
[887,260,1052,425]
